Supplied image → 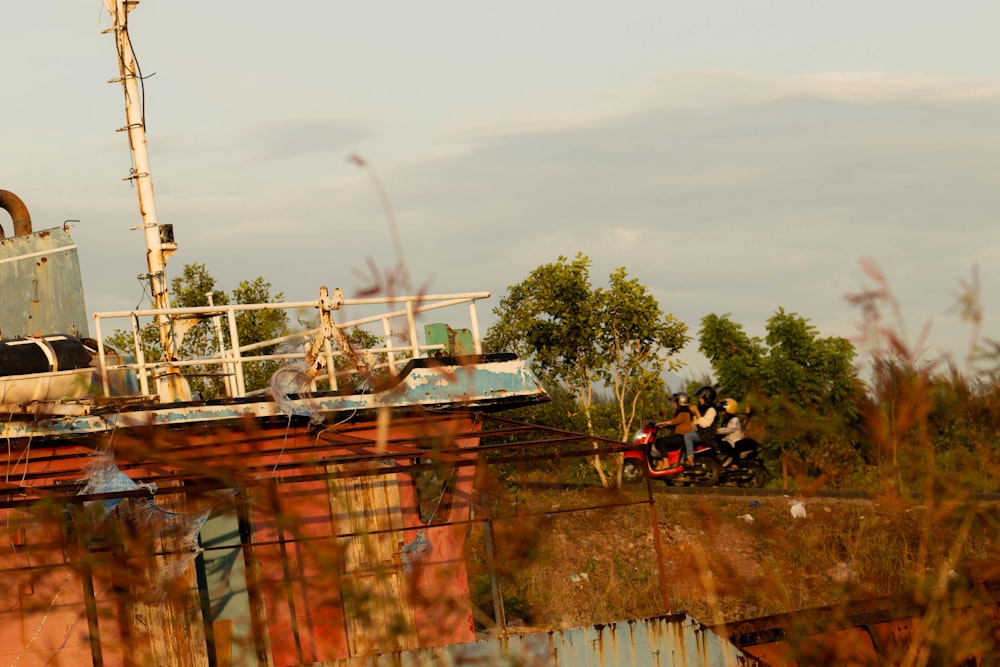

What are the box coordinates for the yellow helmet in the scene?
[720,398,739,415]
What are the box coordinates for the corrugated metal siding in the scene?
[330,614,764,666]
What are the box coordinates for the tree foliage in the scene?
[107,263,288,399]
[698,309,864,485]
[230,276,290,393]
[697,313,765,400]
[485,253,603,431]
[485,253,688,487]
[598,267,689,441]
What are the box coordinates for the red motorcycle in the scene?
[623,421,722,486]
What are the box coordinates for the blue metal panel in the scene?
[0,226,89,338]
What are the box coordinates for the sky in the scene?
[3,1,999,384]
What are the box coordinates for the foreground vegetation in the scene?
[468,258,1000,663]
[460,470,1000,666]
[486,257,1000,495]
[468,482,1000,629]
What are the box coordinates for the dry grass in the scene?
[466,480,1000,634]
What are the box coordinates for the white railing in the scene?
[91,291,490,402]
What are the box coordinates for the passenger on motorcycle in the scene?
[715,398,744,469]
[682,386,718,466]
[651,392,693,470]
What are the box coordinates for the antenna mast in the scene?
[104,0,178,359]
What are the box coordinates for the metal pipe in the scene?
[0,189,32,237]
[93,314,110,395]
[469,300,482,354]
[405,300,419,358]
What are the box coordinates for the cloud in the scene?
[63,68,997,379]
[368,69,999,374]
[246,117,374,162]
[442,69,1000,146]
[789,72,1000,106]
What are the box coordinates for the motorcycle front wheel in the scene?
[622,459,644,484]
[694,458,722,487]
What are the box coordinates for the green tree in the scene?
[760,309,857,417]
[486,254,688,487]
[485,254,609,481]
[107,263,288,400]
[698,309,863,487]
[697,313,765,400]
[170,263,230,389]
[598,268,689,485]
[228,276,289,395]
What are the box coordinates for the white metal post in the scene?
[207,293,235,397]
[130,313,151,396]
[226,307,247,396]
[93,315,109,396]
[382,316,396,374]
[405,299,420,358]
[469,300,483,355]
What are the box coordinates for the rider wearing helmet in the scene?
[651,392,693,470]
[682,386,718,466]
[655,393,692,432]
[715,398,744,468]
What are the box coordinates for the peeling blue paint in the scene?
[401,530,432,575]
[0,356,549,440]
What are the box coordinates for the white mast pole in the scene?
[105,0,177,359]
[105,0,188,401]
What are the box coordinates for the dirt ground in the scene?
[469,483,1000,631]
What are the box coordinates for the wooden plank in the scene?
[328,460,417,656]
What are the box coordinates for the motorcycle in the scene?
[716,438,769,488]
[623,421,722,486]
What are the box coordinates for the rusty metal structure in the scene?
[0,412,772,666]
[3,404,996,665]
[0,3,558,664]
[721,580,1000,665]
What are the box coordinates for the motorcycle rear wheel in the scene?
[745,460,768,488]
[694,458,722,487]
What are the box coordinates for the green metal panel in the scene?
[424,323,475,356]
[0,226,89,338]
[451,328,475,355]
